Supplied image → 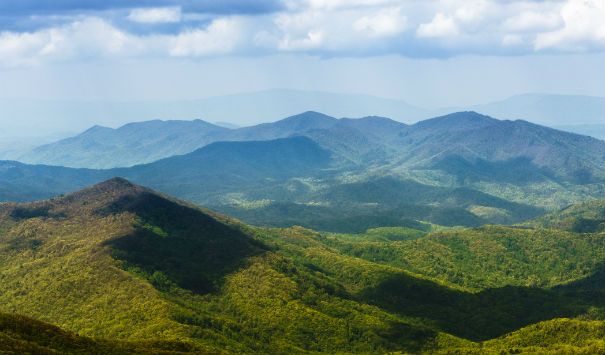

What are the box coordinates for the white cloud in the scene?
[0,18,140,66]
[453,0,489,24]
[170,17,246,56]
[353,7,407,36]
[503,11,563,33]
[127,7,181,23]
[416,13,459,38]
[534,0,605,51]
[303,0,398,10]
[0,0,603,66]
[272,5,407,53]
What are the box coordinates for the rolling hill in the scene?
[217,177,544,233]
[523,199,605,233]
[0,136,332,201]
[0,180,603,353]
[117,136,334,203]
[20,119,229,169]
[0,312,200,354]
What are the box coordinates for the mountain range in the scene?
[2,90,603,140]
[18,111,605,176]
[1,110,604,233]
[0,178,603,353]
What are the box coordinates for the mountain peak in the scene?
[413,111,498,130]
[441,111,495,121]
[93,177,136,190]
[55,177,150,212]
[282,111,337,122]
[82,124,112,134]
[256,111,339,133]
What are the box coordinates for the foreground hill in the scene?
[0,180,604,353]
[0,178,444,353]
[0,313,200,354]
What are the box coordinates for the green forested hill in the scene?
[523,199,605,233]
[0,179,604,354]
[0,313,201,354]
[323,225,605,289]
[0,178,450,353]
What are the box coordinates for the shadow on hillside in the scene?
[103,192,267,294]
[360,263,605,341]
[433,155,558,184]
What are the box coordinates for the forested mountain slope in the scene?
[523,199,605,233]
[393,112,605,183]
[0,180,604,354]
[0,313,200,354]
[0,136,332,202]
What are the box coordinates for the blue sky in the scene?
[0,0,603,108]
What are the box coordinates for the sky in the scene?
[0,0,603,109]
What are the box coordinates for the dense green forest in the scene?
[0,313,202,354]
[0,179,603,354]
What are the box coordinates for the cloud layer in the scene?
[0,0,603,66]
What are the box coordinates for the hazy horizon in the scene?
[1,89,604,139]
[1,0,603,138]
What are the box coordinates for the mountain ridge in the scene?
[20,119,230,168]
[1,111,603,232]
[19,109,605,171]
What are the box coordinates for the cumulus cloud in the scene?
[0,0,603,66]
[303,0,399,10]
[534,0,605,51]
[0,18,140,66]
[127,7,181,23]
[170,17,247,56]
[503,11,563,33]
[416,13,459,38]
[353,7,407,36]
